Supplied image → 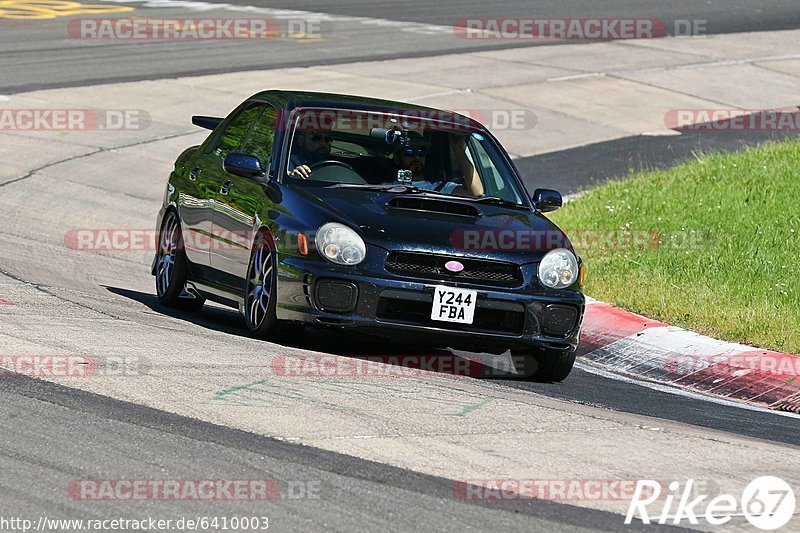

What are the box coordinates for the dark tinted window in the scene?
[214,104,261,158]
[283,109,526,203]
[243,106,278,169]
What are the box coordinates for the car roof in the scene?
[249,90,484,129]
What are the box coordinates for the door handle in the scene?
[189,167,201,181]
[220,180,233,195]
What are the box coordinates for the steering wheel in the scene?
[310,160,355,172]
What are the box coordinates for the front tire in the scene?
[244,234,306,342]
[511,347,576,382]
[155,211,205,312]
[244,233,281,339]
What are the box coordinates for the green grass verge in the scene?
[549,140,800,355]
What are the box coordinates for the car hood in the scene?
[297,187,573,263]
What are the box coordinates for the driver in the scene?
[393,133,484,197]
[288,128,333,179]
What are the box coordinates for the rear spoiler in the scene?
[192,116,222,131]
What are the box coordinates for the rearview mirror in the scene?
[224,153,264,179]
[532,188,562,213]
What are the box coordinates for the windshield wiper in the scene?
[470,196,530,210]
[327,185,526,208]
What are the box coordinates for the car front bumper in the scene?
[275,252,584,353]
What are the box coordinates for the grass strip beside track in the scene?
[550,140,800,355]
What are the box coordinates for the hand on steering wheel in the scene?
[288,165,312,179]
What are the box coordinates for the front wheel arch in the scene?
[243,228,305,341]
[243,231,279,338]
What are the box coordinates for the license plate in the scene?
[431,285,477,324]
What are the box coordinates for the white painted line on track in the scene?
[641,129,683,136]
[547,73,607,82]
[563,191,589,203]
[673,52,800,70]
[545,51,800,82]
[99,0,455,35]
[411,88,474,101]
[577,361,800,420]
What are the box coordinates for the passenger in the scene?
[393,133,484,197]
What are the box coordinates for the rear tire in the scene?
[511,347,576,382]
[154,211,205,312]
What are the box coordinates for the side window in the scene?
[242,106,278,170]
[213,104,262,159]
[467,137,519,201]
[470,140,500,186]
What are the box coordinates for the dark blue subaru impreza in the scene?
[153,90,584,381]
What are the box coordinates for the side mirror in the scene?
[532,188,562,213]
[223,153,264,179]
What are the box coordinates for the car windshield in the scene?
[283,108,529,206]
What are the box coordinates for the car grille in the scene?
[385,252,523,286]
[376,296,525,335]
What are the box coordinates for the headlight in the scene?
[315,222,366,265]
[538,248,578,289]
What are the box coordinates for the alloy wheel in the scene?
[245,241,273,329]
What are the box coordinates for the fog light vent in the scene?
[542,305,578,337]
[314,279,358,313]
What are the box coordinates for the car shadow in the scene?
[106,286,249,337]
[105,286,523,380]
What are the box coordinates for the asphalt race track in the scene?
[2,0,800,93]
[3,376,655,532]
[1,1,799,531]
